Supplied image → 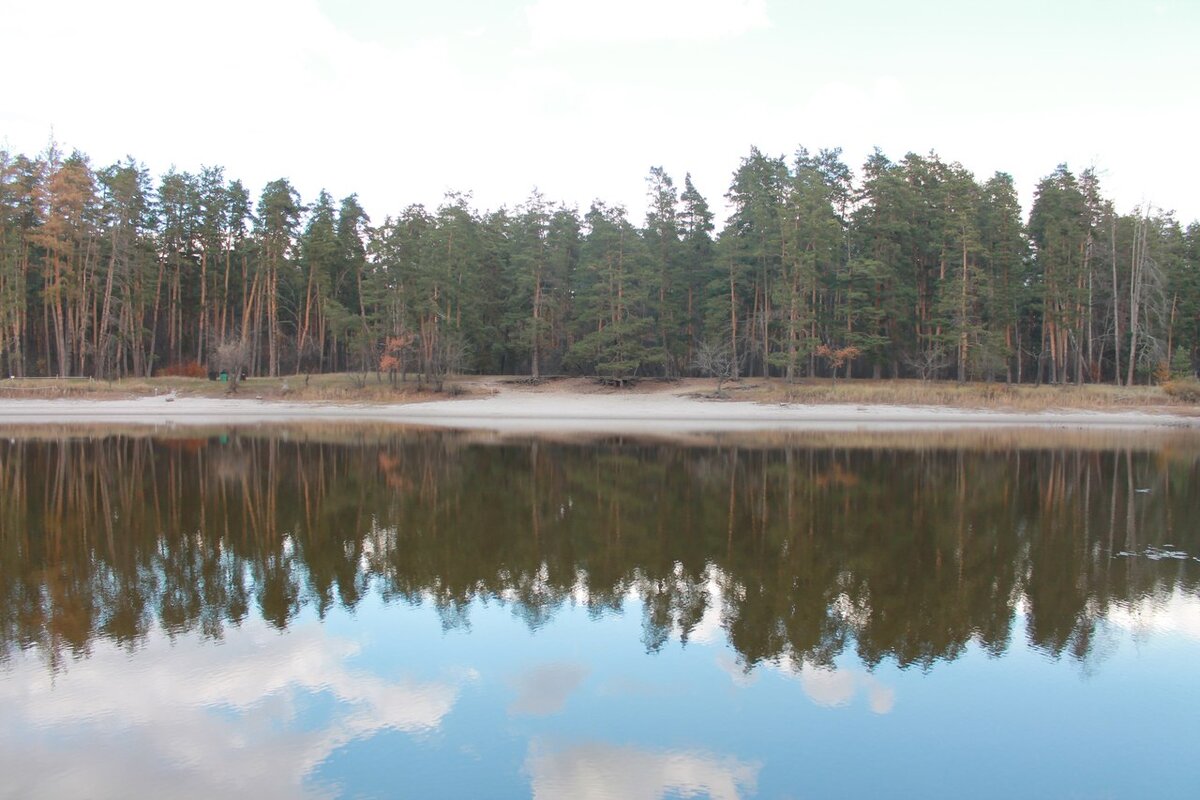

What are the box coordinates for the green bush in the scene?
[1171,348,1195,379]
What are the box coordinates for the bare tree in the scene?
[905,345,951,382]
[693,339,736,394]
[1126,208,1167,385]
[429,333,469,392]
[211,339,250,393]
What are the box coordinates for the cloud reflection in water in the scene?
[525,740,760,800]
[509,662,590,716]
[716,652,896,714]
[0,617,464,799]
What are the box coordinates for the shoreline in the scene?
[0,392,1196,433]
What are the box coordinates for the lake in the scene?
[1,426,1198,799]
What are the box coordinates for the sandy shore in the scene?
[0,390,1195,433]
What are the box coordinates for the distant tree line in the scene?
[1,142,1197,384]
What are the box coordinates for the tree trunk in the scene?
[1126,215,1145,387]
[728,262,738,380]
[1111,215,1121,385]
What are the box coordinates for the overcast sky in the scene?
[3,0,1197,225]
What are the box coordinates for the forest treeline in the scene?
[1,142,1197,384]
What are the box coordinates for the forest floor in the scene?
[0,374,1196,432]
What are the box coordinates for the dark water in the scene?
[1,428,1199,799]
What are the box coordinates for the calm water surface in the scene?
[1,428,1198,799]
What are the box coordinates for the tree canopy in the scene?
[1,142,1196,384]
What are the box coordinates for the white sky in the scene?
[3,0,1197,226]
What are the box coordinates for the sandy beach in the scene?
[0,386,1195,433]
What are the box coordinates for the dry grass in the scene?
[1163,379,1200,404]
[0,373,1194,412]
[697,378,1194,411]
[259,372,492,402]
[0,373,493,402]
[0,376,215,399]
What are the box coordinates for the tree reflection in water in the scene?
[1,429,1196,674]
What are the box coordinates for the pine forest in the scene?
[1,142,1197,386]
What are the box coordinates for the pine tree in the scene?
[677,173,716,370]
[1029,166,1090,383]
[568,202,655,380]
[977,172,1030,382]
[296,190,338,373]
[851,149,912,377]
[643,166,683,374]
[774,147,843,379]
[722,147,788,376]
[254,179,303,376]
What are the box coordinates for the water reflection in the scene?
[0,614,466,799]
[2,428,1199,798]
[1,429,1197,673]
[510,663,590,716]
[525,741,760,800]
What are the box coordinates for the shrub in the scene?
[1163,379,1200,404]
[157,361,207,378]
[1152,361,1172,385]
[210,340,251,393]
[1171,348,1195,379]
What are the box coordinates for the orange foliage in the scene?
[814,344,861,370]
[379,333,417,373]
[386,334,415,352]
